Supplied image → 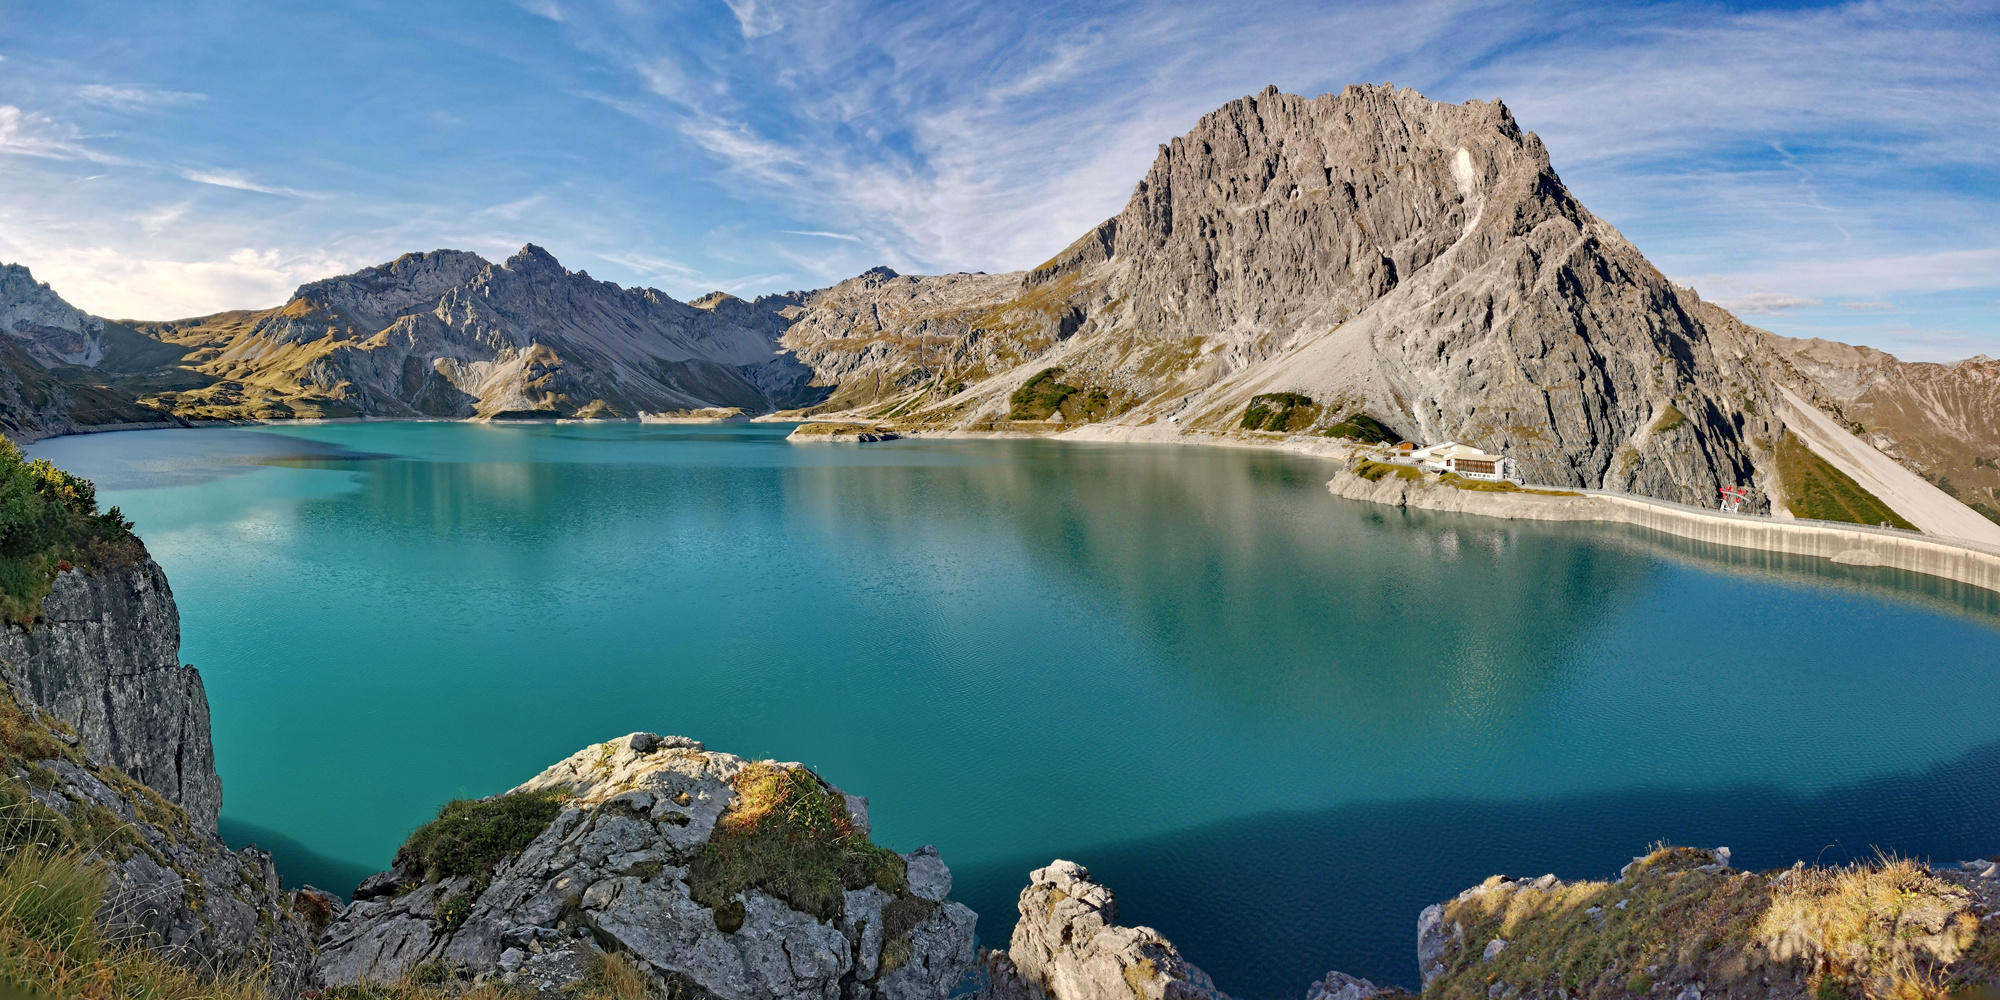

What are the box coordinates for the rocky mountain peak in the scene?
[0,261,104,366]
[690,291,742,309]
[504,242,566,277]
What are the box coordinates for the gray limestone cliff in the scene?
[0,560,221,830]
[319,732,978,1000]
[776,84,1791,508]
[0,559,319,991]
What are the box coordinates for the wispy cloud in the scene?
[136,201,189,235]
[179,168,313,198]
[480,193,546,219]
[1841,301,1895,311]
[723,0,785,39]
[784,230,861,242]
[75,84,205,109]
[1711,290,1822,315]
[0,105,123,163]
[514,0,563,21]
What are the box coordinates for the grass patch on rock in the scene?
[0,833,528,1000]
[1354,460,1422,482]
[1425,846,1982,1000]
[1240,392,1320,433]
[1775,435,1916,529]
[791,422,870,437]
[395,791,567,882]
[1439,472,1521,493]
[688,762,909,927]
[1008,369,1079,420]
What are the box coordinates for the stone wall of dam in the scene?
[1327,469,2000,598]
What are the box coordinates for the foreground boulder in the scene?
[318,733,977,1000]
[978,861,1236,1000]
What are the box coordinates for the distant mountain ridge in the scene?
[1,84,1995,525]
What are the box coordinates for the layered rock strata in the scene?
[319,732,978,1000]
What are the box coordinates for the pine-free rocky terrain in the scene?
[0,85,1996,527]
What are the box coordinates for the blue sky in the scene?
[0,0,1995,360]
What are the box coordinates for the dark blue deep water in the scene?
[30,422,2000,996]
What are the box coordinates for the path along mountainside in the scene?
[0,84,1995,530]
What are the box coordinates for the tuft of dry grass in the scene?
[1759,856,1976,1000]
[584,951,652,1000]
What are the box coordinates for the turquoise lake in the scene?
[28,421,2000,996]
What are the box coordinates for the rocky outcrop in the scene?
[0,560,221,830]
[319,732,977,1000]
[978,861,1229,1000]
[1416,846,1998,1000]
[2,664,319,991]
[0,263,105,367]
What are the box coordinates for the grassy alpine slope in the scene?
[1775,435,1917,530]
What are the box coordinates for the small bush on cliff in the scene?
[0,440,140,627]
[1323,412,1395,443]
[1008,368,1078,420]
[1240,393,1318,433]
[396,790,567,882]
[688,762,908,927]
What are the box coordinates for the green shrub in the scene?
[1008,369,1080,420]
[0,441,140,627]
[1240,392,1317,432]
[395,791,566,882]
[688,763,908,927]
[1323,412,1396,443]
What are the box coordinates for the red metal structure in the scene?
[1718,485,1752,513]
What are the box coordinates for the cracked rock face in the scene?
[2,668,318,993]
[319,733,977,1000]
[980,861,1228,1000]
[0,262,104,367]
[0,560,221,831]
[774,84,1803,507]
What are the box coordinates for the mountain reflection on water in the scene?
[30,422,2000,999]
